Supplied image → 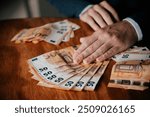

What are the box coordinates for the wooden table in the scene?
[0,18,149,100]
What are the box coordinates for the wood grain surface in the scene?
[0,18,150,100]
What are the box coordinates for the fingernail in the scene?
[73,59,78,64]
[80,37,85,43]
[74,58,81,64]
[96,57,104,62]
[83,59,90,64]
[83,60,88,64]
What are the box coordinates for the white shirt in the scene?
[79,5,143,41]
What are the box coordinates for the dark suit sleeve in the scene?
[47,0,92,17]
[107,0,149,41]
[129,9,149,41]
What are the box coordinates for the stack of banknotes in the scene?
[108,46,150,90]
[11,20,80,45]
[28,46,109,91]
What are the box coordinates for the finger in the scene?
[80,31,99,43]
[78,38,105,61]
[83,42,112,64]
[73,35,98,63]
[80,37,86,43]
[93,5,114,25]
[100,1,120,21]
[96,47,118,62]
[88,8,107,28]
[87,16,100,31]
[80,14,100,31]
[73,41,97,64]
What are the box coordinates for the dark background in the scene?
[0,0,64,20]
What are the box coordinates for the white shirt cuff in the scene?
[123,17,143,41]
[79,5,93,17]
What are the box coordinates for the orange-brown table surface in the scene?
[0,18,149,100]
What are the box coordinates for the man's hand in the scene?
[73,21,138,64]
[80,1,119,31]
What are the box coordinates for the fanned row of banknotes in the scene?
[11,20,80,45]
[27,45,150,91]
[28,45,109,91]
[11,20,150,91]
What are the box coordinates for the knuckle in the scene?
[87,56,93,61]
[85,49,90,55]
[96,40,102,47]
[88,9,94,15]
[93,5,99,10]
[82,52,87,58]
[80,37,86,42]
[99,31,109,40]
[90,55,96,60]
[78,44,85,51]
[108,49,114,55]
[104,13,110,19]
[102,53,108,59]
[101,24,107,28]
[83,41,89,47]
[88,19,94,24]
[112,34,123,45]
[88,45,95,52]
[80,15,87,21]
[80,13,90,21]
[80,15,84,20]
[101,49,105,54]
[96,29,104,35]
[84,56,91,63]
[94,51,100,57]
[100,0,107,6]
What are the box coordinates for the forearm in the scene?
[48,0,91,17]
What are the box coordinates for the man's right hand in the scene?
[79,1,120,31]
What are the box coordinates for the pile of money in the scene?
[109,46,150,90]
[11,20,80,45]
[112,46,150,62]
[28,46,109,91]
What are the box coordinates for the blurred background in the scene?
[0,0,65,20]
